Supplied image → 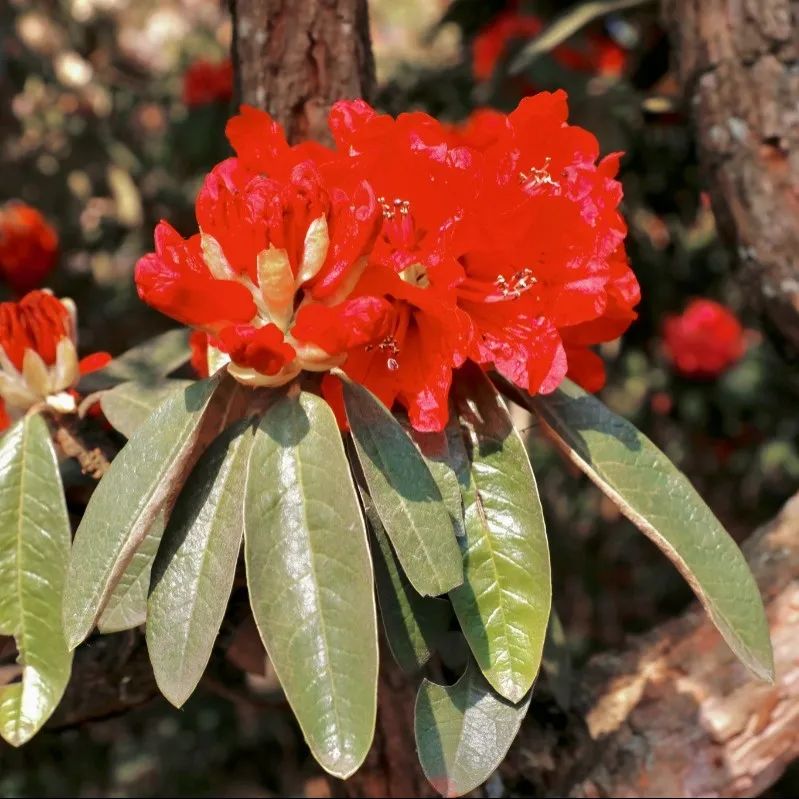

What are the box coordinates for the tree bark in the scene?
[506,490,799,798]
[662,0,799,350]
[229,0,375,146]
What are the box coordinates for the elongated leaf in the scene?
[415,659,531,798]
[100,380,193,438]
[148,421,254,707]
[63,374,228,650]
[343,380,463,597]
[360,486,451,673]
[79,328,191,392]
[542,607,571,710]
[450,368,551,703]
[96,514,165,633]
[0,415,72,745]
[509,0,654,73]
[530,378,774,682]
[405,423,466,540]
[245,391,378,778]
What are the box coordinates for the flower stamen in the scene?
[518,157,559,189]
[495,268,538,298]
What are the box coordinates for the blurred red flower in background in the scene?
[0,202,58,295]
[471,8,627,82]
[182,58,234,107]
[472,10,543,81]
[663,299,746,378]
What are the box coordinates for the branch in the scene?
[51,415,114,479]
[507,491,799,798]
[662,0,799,351]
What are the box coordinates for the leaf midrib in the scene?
[464,432,524,694]
[358,426,444,591]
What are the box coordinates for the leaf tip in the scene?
[317,750,367,781]
[747,652,776,685]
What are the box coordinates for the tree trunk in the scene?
[228,4,430,795]
[662,0,799,350]
[229,0,375,146]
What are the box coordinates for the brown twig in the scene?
[50,415,114,480]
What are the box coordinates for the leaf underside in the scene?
[0,415,73,745]
[63,374,225,650]
[148,420,255,707]
[530,378,774,682]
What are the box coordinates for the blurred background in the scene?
[1,0,797,795]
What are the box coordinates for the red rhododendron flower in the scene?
[471,8,627,83]
[182,58,234,107]
[135,91,638,431]
[0,290,110,430]
[0,202,58,295]
[136,114,390,388]
[663,299,745,379]
[472,10,543,81]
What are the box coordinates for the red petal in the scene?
[565,347,606,392]
[216,323,296,375]
[291,296,392,355]
[135,222,257,329]
[78,352,112,375]
[189,330,209,378]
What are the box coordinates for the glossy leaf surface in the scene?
[343,380,462,597]
[415,659,531,798]
[245,391,378,778]
[450,369,551,702]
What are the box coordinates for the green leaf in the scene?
[63,374,230,650]
[450,368,551,703]
[245,390,378,778]
[530,378,774,682]
[542,606,572,710]
[0,415,73,745]
[100,380,193,438]
[361,487,451,674]
[79,328,191,392]
[147,421,254,707]
[405,423,466,540]
[96,514,165,634]
[343,380,463,597]
[509,0,654,74]
[415,659,531,798]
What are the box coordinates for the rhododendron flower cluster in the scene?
[0,290,110,430]
[182,58,234,108]
[0,201,59,295]
[663,298,746,379]
[136,90,639,431]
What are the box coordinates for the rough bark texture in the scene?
[662,0,799,350]
[507,491,799,798]
[229,0,374,146]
